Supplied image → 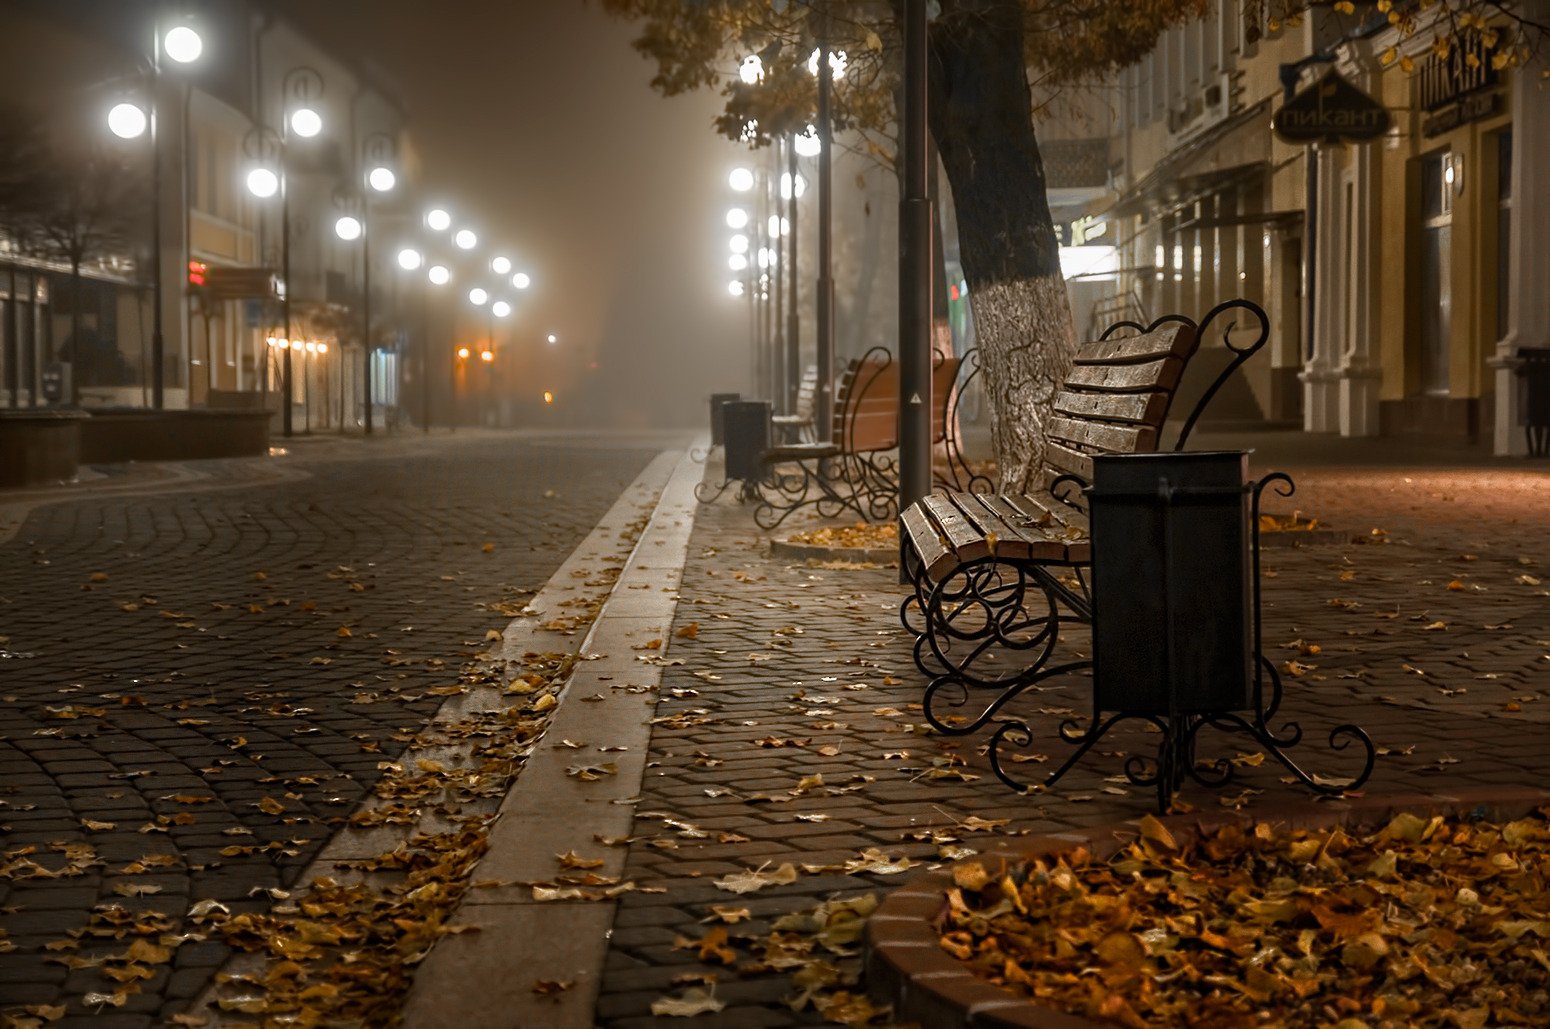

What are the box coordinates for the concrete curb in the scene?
[401,442,704,1028]
[768,539,899,565]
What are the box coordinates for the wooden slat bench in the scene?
[770,365,818,442]
[898,299,1270,736]
[748,347,961,529]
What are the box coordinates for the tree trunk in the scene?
[926,1,1075,492]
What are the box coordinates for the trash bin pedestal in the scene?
[1516,348,1550,457]
[983,452,1375,812]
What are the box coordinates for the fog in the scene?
[271,0,751,428]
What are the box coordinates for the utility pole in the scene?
[815,3,835,441]
[899,0,933,577]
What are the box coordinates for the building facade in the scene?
[1075,0,1543,454]
[0,0,415,432]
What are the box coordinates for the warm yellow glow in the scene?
[317,342,328,354]
[457,346,470,360]
[480,350,494,363]
[543,390,554,404]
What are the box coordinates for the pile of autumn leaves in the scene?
[941,808,1550,1027]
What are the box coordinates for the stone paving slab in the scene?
[0,431,669,1024]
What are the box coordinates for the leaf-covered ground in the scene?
[940,808,1550,1028]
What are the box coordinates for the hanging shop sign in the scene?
[1272,69,1390,145]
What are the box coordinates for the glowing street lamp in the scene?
[397,247,423,271]
[728,167,754,192]
[163,25,203,64]
[491,256,512,275]
[334,215,362,241]
[546,334,558,345]
[726,208,749,230]
[366,166,395,192]
[492,300,512,318]
[426,208,452,232]
[290,106,322,138]
[107,103,148,140]
[454,228,477,250]
[245,166,279,198]
[468,287,489,306]
[428,264,451,286]
[511,272,531,290]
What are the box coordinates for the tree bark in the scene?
[925,1,1075,492]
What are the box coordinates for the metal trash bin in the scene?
[1088,451,1253,714]
[722,400,770,484]
[1517,348,1550,457]
[709,393,741,446]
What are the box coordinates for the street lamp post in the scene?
[245,67,324,437]
[334,143,394,435]
[360,134,396,434]
[106,20,202,410]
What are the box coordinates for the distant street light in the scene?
[511,272,531,290]
[491,256,511,275]
[367,166,396,192]
[729,234,749,254]
[807,47,848,79]
[397,247,423,271]
[334,215,362,241]
[107,103,148,139]
[426,208,452,232]
[468,287,488,306]
[246,167,279,198]
[728,281,745,297]
[163,25,203,63]
[454,228,477,250]
[726,208,749,229]
[492,300,511,318]
[428,264,451,285]
[290,106,323,138]
[729,254,747,271]
[546,333,558,344]
[729,167,754,192]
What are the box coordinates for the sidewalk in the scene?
[399,435,1549,1026]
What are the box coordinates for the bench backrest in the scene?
[835,350,900,453]
[829,350,963,455]
[1044,321,1200,486]
[930,354,961,445]
[794,366,818,420]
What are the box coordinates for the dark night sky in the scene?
[268,0,749,427]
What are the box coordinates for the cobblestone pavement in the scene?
[591,453,1549,1027]
[0,431,668,1026]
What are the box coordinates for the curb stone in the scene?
[400,443,705,1029]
